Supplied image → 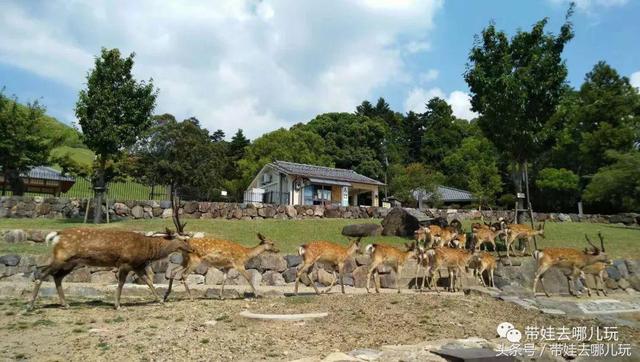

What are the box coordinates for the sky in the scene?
[1,0,639,139]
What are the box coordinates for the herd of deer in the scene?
[26,218,611,311]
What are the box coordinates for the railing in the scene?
[243,191,290,205]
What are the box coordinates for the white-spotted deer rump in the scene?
[365,242,418,293]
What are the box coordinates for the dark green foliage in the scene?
[388,163,444,206]
[0,92,52,195]
[535,168,580,212]
[420,98,468,172]
[583,151,640,213]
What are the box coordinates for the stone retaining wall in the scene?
[1,196,639,225]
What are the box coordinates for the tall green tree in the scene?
[583,151,640,213]
[75,48,157,223]
[238,128,333,184]
[443,136,502,208]
[464,6,574,217]
[132,116,226,231]
[388,163,444,206]
[0,93,52,195]
[223,129,251,201]
[420,97,467,172]
[534,168,580,212]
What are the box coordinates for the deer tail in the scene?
[532,250,543,261]
[45,231,59,246]
[365,244,375,255]
[298,245,306,256]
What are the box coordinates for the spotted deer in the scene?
[532,233,608,297]
[472,227,507,255]
[365,242,419,293]
[164,233,278,301]
[294,238,362,295]
[579,260,611,297]
[29,228,192,310]
[505,222,545,263]
[419,247,473,292]
[469,251,496,287]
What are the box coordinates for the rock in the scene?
[540,308,566,315]
[605,278,618,290]
[583,274,597,290]
[341,223,382,237]
[381,207,431,237]
[150,260,169,273]
[355,254,371,266]
[183,201,199,214]
[204,288,242,299]
[205,268,224,285]
[557,213,571,222]
[66,268,92,283]
[186,274,205,285]
[284,254,302,268]
[282,267,298,283]
[113,202,129,216]
[285,205,297,217]
[161,208,173,219]
[613,260,630,279]
[316,268,335,286]
[262,271,286,286]
[169,253,183,264]
[348,349,382,361]
[153,273,167,284]
[322,352,361,362]
[258,206,276,218]
[352,266,374,288]
[379,272,397,289]
[628,275,640,291]
[625,260,640,275]
[230,269,262,286]
[194,263,209,275]
[606,265,621,281]
[26,230,49,243]
[3,230,26,243]
[609,214,636,225]
[245,253,287,273]
[130,205,144,219]
[0,254,21,266]
[618,278,631,289]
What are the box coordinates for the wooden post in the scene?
[105,195,110,224]
[524,162,537,250]
[83,197,91,224]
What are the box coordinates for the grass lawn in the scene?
[0,218,638,259]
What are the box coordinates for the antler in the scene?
[584,234,598,252]
[597,232,605,253]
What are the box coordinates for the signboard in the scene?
[516,192,526,199]
[342,186,349,206]
[220,190,228,196]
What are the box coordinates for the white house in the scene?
[245,160,384,206]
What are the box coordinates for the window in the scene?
[303,186,314,205]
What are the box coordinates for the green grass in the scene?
[0,218,638,258]
[50,146,94,169]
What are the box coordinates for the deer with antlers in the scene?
[29,228,192,310]
[365,242,419,293]
[163,233,278,301]
[532,232,608,297]
[294,238,362,295]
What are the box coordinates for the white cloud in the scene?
[405,40,432,53]
[419,69,439,83]
[0,0,444,139]
[403,87,477,120]
[630,71,640,90]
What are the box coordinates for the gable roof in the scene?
[415,185,476,203]
[269,160,384,186]
[24,166,75,182]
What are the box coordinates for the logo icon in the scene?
[497,322,522,343]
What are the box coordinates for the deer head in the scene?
[257,233,279,253]
[348,237,363,255]
[536,222,546,238]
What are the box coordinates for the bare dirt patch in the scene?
[1,293,639,361]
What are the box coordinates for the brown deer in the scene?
[450,233,467,249]
[29,228,192,310]
[532,233,608,297]
[469,251,496,287]
[472,227,507,255]
[420,247,473,292]
[505,222,545,263]
[579,260,611,297]
[365,242,419,293]
[164,233,278,301]
[294,238,362,295]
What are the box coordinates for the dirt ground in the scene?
[1,292,639,361]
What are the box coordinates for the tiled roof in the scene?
[270,160,384,186]
[24,166,75,182]
[418,186,476,202]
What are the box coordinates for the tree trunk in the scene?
[93,157,106,224]
[523,161,537,249]
[171,184,185,234]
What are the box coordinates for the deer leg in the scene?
[322,267,338,294]
[599,273,607,296]
[219,270,228,300]
[28,265,55,311]
[53,268,73,309]
[115,267,131,310]
[477,267,487,287]
[339,268,345,294]
[396,265,402,294]
[238,267,258,297]
[374,269,381,293]
[489,269,494,288]
[533,264,551,297]
[134,268,161,304]
[448,269,455,292]
[294,262,315,295]
[338,262,345,294]
[366,261,380,293]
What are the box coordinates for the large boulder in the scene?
[0,254,21,266]
[205,268,224,285]
[284,254,302,268]
[3,230,26,243]
[262,271,286,286]
[381,208,431,237]
[282,267,298,283]
[341,224,382,238]
[245,253,287,273]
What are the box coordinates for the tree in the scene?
[443,136,502,208]
[75,48,157,223]
[132,116,226,232]
[583,151,640,213]
[401,111,426,164]
[0,93,52,195]
[238,128,333,184]
[420,97,467,172]
[534,168,580,212]
[388,163,444,206]
[464,6,574,219]
[224,129,251,201]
